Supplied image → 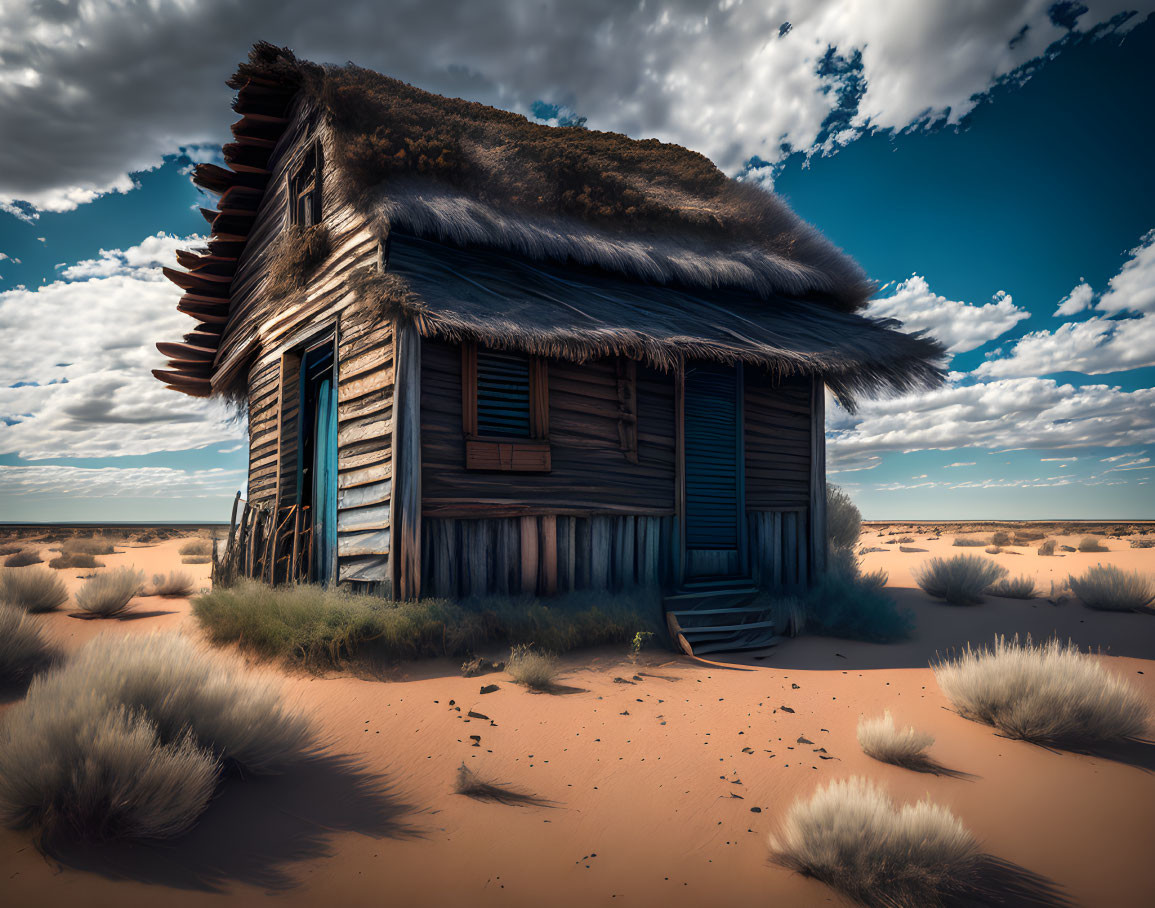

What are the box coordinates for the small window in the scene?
[477,349,531,438]
[288,140,323,227]
[461,342,550,471]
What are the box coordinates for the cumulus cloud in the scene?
[827,376,1155,466]
[0,0,1149,214]
[864,275,1029,353]
[1096,229,1155,314]
[1054,281,1093,316]
[0,234,242,459]
[973,312,1155,378]
[0,464,244,499]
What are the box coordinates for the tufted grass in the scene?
[1068,565,1154,613]
[769,777,979,907]
[0,568,69,613]
[914,555,1008,606]
[0,605,56,682]
[0,633,314,846]
[178,538,213,557]
[857,711,936,771]
[75,567,144,617]
[987,575,1037,599]
[933,635,1149,745]
[1077,535,1108,553]
[146,571,196,598]
[952,536,988,547]
[4,551,43,568]
[506,645,559,690]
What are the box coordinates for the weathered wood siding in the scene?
[214,101,381,392]
[335,306,394,583]
[421,340,676,517]
[246,357,282,507]
[744,371,812,509]
[421,514,679,598]
[747,509,809,590]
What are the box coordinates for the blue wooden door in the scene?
[684,362,744,578]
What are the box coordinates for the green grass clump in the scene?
[934,635,1148,745]
[914,555,1008,606]
[1077,535,1108,553]
[1068,565,1154,613]
[0,567,69,613]
[987,576,1037,599]
[193,581,660,668]
[4,551,42,568]
[506,645,560,690]
[75,567,144,617]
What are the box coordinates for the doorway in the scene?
[683,362,745,580]
[298,338,337,584]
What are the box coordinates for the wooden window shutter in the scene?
[461,342,550,471]
[615,356,638,463]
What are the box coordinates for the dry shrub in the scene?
[952,536,987,547]
[453,763,547,806]
[1037,539,1057,556]
[62,537,116,556]
[0,605,55,682]
[1130,538,1155,549]
[0,633,314,845]
[987,576,1037,599]
[914,555,1008,606]
[985,545,1001,554]
[178,538,213,557]
[182,555,212,565]
[991,530,1012,547]
[265,223,332,299]
[857,711,935,770]
[769,777,979,907]
[934,635,1149,745]
[146,571,195,598]
[1077,535,1108,553]
[4,551,42,568]
[895,536,914,544]
[48,553,101,570]
[0,546,21,556]
[0,567,68,613]
[1068,565,1154,613]
[75,567,144,617]
[506,645,559,690]
[827,485,862,551]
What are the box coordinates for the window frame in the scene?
[287,139,323,228]
[461,341,551,472]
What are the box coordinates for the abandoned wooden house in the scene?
[155,44,943,652]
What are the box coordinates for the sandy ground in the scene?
[1,527,1154,908]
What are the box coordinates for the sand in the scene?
[2,527,1154,907]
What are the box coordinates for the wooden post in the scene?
[520,515,539,595]
[808,376,827,581]
[540,515,558,596]
[673,355,686,587]
[391,320,423,600]
[290,506,301,583]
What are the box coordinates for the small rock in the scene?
[780,705,795,713]
[613,677,636,684]
[480,684,499,695]
[797,736,813,745]
[791,683,800,689]
[467,711,489,720]
[750,807,762,813]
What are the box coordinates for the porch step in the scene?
[664,587,777,657]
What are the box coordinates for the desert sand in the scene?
[2,526,1154,907]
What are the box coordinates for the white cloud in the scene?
[1040,456,1077,461]
[1054,281,1093,317]
[973,313,1155,378]
[0,464,244,499]
[864,276,1029,354]
[1106,457,1151,470]
[828,376,1155,463]
[1101,451,1143,462]
[59,233,200,280]
[944,462,976,467]
[0,234,242,459]
[0,0,1149,214]
[1096,229,1155,314]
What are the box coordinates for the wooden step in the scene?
[680,619,775,636]
[691,634,780,656]
[667,605,769,619]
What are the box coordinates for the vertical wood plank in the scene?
[530,357,550,439]
[520,515,539,594]
[540,515,558,595]
[809,376,827,580]
[673,355,686,586]
[460,342,477,436]
[591,516,611,590]
[469,520,488,599]
[392,320,422,600]
[772,511,782,589]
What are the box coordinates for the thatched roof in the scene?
[155,42,945,402]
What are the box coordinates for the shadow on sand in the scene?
[1055,737,1155,773]
[68,610,179,622]
[948,854,1073,907]
[47,754,422,893]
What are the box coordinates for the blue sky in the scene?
[1,1,1153,522]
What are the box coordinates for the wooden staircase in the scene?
[663,578,779,656]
